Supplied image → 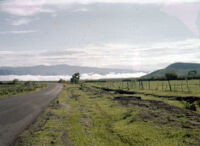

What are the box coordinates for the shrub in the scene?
[12,79,19,84]
[184,102,196,111]
[165,72,178,80]
[58,79,65,83]
[24,81,32,86]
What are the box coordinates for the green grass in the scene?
[0,82,47,99]
[15,84,200,146]
[91,79,200,95]
[89,80,200,114]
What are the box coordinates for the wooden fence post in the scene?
[186,78,190,92]
[181,81,183,92]
[141,81,144,90]
[148,81,150,90]
[168,80,172,91]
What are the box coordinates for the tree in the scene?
[24,81,32,86]
[165,72,178,91]
[70,73,80,84]
[12,79,19,84]
[58,79,65,83]
[165,72,178,80]
[188,70,197,77]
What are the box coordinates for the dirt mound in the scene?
[115,96,200,129]
[114,96,141,101]
[98,87,200,104]
[95,87,136,94]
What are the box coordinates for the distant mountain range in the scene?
[0,64,134,76]
[143,63,200,78]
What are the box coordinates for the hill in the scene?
[0,64,134,76]
[143,62,200,78]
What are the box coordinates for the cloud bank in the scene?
[0,0,199,16]
[0,72,146,81]
[0,30,37,34]
[0,38,199,71]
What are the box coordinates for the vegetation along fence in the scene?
[91,79,200,93]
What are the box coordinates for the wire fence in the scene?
[91,79,200,93]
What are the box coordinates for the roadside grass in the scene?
[15,84,200,146]
[0,82,47,99]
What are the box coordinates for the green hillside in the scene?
[143,62,200,78]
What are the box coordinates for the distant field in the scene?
[16,83,200,146]
[0,81,47,99]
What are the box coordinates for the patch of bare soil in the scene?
[114,96,141,101]
[94,86,136,94]
[98,87,200,104]
[83,85,200,145]
[139,92,200,104]
[84,86,200,131]
[114,95,200,129]
[99,87,200,112]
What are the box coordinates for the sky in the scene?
[0,0,200,72]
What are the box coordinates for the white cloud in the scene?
[0,38,199,72]
[0,0,198,16]
[81,72,146,80]
[0,30,37,34]
[40,0,200,5]
[73,8,89,12]
[11,18,31,26]
[0,0,55,16]
[0,0,45,16]
[39,8,55,13]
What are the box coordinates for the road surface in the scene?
[0,83,63,146]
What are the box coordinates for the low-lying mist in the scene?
[0,72,146,81]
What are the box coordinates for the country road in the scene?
[0,83,63,146]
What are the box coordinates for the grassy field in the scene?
[89,79,200,113]
[0,81,47,99]
[90,79,200,94]
[15,83,200,146]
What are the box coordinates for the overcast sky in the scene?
[0,0,200,72]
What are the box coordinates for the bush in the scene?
[12,79,19,84]
[184,102,196,111]
[196,101,200,107]
[24,81,32,86]
[58,79,65,83]
[165,72,178,80]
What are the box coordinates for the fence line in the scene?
[96,79,200,93]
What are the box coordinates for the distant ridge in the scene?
[143,62,200,78]
[0,64,134,76]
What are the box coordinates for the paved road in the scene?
[0,83,63,146]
